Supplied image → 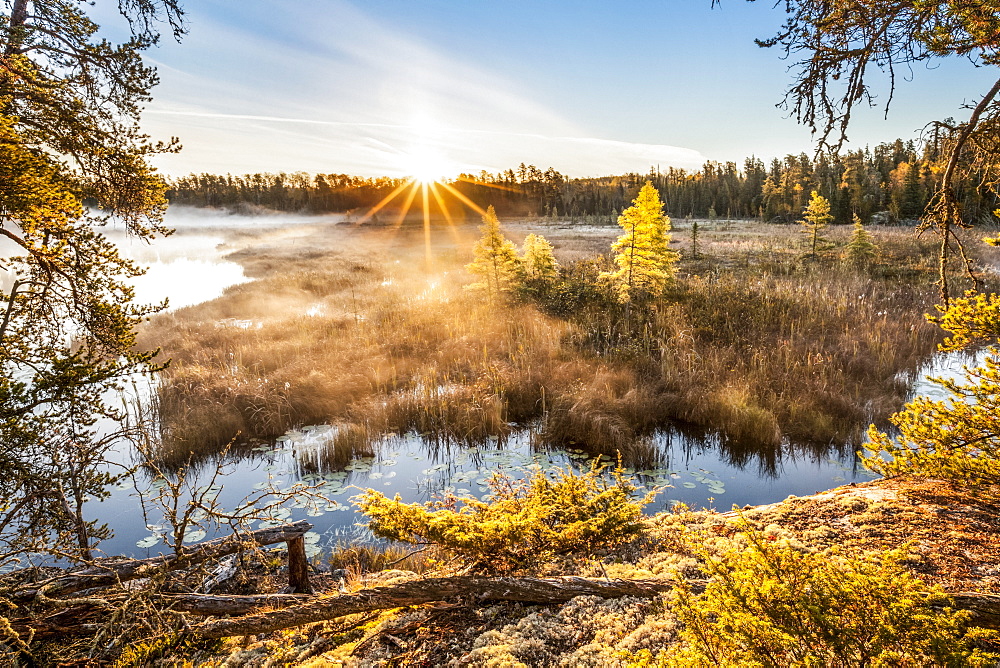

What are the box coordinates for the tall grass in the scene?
[140,223,949,469]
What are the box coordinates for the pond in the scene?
[90,422,880,560]
[77,209,984,562]
[85,344,986,561]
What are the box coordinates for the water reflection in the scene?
[91,415,882,561]
[94,347,987,560]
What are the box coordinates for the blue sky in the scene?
[130,0,998,178]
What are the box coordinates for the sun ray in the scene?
[438,181,489,217]
[455,175,523,194]
[355,179,414,225]
[392,180,420,231]
[429,182,463,247]
[421,181,432,267]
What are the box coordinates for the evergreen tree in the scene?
[899,162,924,220]
[800,190,833,256]
[521,233,559,282]
[845,214,877,266]
[601,182,678,302]
[1,1,182,562]
[466,205,521,297]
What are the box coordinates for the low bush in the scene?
[355,464,654,573]
[627,523,998,667]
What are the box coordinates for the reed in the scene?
[141,221,955,468]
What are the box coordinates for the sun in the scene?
[398,147,455,184]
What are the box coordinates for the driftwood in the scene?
[185,578,1000,640]
[194,576,679,638]
[11,520,313,604]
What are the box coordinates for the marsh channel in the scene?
[88,208,971,561]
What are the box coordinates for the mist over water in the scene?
[77,207,969,560]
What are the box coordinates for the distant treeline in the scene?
[166,139,1000,225]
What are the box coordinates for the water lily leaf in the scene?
[682,482,697,489]
[183,529,207,542]
[136,536,160,548]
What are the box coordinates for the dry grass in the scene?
[140,219,959,468]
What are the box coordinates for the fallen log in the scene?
[195,575,678,638]
[943,592,1000,630]
[191,577,1000,640]
[11,520,313,604]
[163,592,314,616]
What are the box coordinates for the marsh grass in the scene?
[326,541,440,583]
[141,221,954,469]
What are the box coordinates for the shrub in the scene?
[864,291,1000,485]
[355,464,654,573]
[628,523,997,667]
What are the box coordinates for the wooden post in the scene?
[286,536,312,594]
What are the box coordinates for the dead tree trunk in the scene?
[190,579,1000,640]
[11,520,312,604]
[286,535,312,594]
[195,576,678,638]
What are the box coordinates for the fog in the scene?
[111,206,348,310]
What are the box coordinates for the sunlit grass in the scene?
[139,222,952,470]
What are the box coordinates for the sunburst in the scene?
[353,147,521,265]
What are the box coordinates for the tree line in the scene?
[166,138,1000,225]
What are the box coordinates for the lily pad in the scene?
[136,535,160,548]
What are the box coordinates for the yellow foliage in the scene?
[627,523,998,666]
[356,464,654,573]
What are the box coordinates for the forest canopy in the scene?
[166,138,998,226]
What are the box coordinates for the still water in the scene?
[92,420,882,560]
[81,209,979,560]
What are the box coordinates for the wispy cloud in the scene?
[142,1,706,177]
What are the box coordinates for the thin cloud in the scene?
[142,1,707,177]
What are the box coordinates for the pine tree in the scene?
[601,182,679,302]
[800,190,832,256]
[864,291,1000,485]
[466,205,522,297]
[521,233,559,282]
[1,1,182,562]
[845,214,877,266]
[899,162,924,220]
